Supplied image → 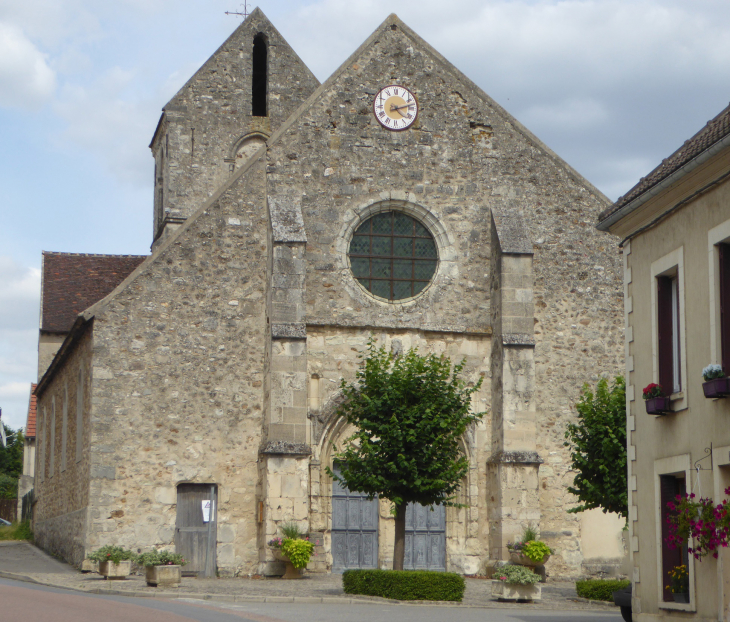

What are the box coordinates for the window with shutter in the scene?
[720,244,730,374]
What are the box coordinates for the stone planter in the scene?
[645,397,671,415]
[491,580,541,601]
[98,560,132,579]
[703,377,730,398]
[145,564,182,587]
[673,592,690,604]
[509,551,550,567]
[281,560,303,579]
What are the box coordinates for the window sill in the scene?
[669,391,687,412]
[659,600,695,612]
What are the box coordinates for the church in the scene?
[31,10,625,578]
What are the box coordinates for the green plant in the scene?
[327,338,484,570]
[494,565,540,585]
[642,383,664,400]
[522,540,552,563]
[521,524,538,543]
[666,564,689,594]
[136,549,187,567]
[565,376,628,518]
[576,579,631,601]
[280,521,306,540]
[343,569,465,601]
[0,520,33,541]
[703,364,725,381]
[280,538,314,569]
[87,545,136,565]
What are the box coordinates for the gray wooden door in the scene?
[404,502,446,570]
[175,484,217,577]
[331,465,378,572]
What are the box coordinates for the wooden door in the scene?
[175,484,217,577]
[331,465,378,572]
[404,502,446,570]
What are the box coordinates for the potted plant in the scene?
[87,545,135,579]
[643,383,670,414]
[268,522,315,579]
[506,525,552,567]
[666,564,689,603]
[492,564,542,601]
[702,364,730,398]
[136,549,186,587]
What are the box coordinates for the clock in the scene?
[373,85,418,131]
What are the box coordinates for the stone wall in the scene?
[34,325,93,566]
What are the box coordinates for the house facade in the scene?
[598,104,730,620]
[32,10,625,578]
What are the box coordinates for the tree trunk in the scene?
[393,502,406,570]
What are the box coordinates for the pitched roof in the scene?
[41,252,147,333]
[600,103,730,222]
[26,383,37,439]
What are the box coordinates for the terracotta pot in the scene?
[509,551,550,567]
[645,397,671,415]
[145,564,182,587]
[281,560,303,579]
[98,560,131,580]
[491,580,541,602]
[703,377,730,398]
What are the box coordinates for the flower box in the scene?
[673,592,689,604]
[703,377,730,398]
[98,560,132,579]
[145,564,182,587]
[491,580,541,601]
[509,551,550,567]
[645,397,671,415]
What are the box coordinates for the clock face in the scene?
[373,85,418,131]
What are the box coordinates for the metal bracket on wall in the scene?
[694,444,713,471]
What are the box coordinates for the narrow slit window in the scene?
[252,34,267,117]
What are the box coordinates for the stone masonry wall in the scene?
[264,17,623,576]
[34,325,93,566]
[82,155,270,576]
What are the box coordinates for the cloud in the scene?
[0,21,56,109]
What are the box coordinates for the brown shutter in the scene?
[657,276,674,393]
[720,244,730,374]
[660,475,683,602]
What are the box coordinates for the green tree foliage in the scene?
[0,424,23,499]
[564,376,627,518]
[327,339,483,570]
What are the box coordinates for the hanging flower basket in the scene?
[645,397,671,415]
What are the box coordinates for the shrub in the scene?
[0,520,33,541]
[576,579,631,601]
[87,545,136,565]
[343,569,465,601]
[494,565,540,585]
[136,549,186,567]
[522,540,552,563]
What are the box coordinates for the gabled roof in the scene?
[41,252,147,333]
[25,384,37,439]
[600,103,730,224]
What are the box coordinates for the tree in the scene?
[564,376,627,518]
[327,340,483,570]
[0,424,23,499]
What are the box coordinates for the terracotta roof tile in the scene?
[600,103,730,222]
[26,383,37,438]
[41,252,147,333]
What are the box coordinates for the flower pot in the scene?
[145,564,182,587]
[281,560,303,579]
[98,560,132,579]
[645,397,671,415]
[703,377,730,398]
[271,548,287,562]
[491,580,541,601]
[673,592,689,604]
[509,551,550,567]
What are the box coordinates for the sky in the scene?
[1,0,730,430]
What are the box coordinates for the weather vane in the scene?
[225,1,252,19]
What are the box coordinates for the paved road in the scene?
[0,578,624,622]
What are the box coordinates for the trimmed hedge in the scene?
[342,569,465,601]
[576,579,630,601]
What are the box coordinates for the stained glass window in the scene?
[348,211,438,300]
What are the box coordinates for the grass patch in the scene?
[576,579,630,601]
[0,520,33,541]
[343,569,465,601]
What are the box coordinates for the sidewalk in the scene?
[0,541,616,611]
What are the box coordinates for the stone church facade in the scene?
[32,10,625,577]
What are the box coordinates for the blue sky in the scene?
[1,0,730,430]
